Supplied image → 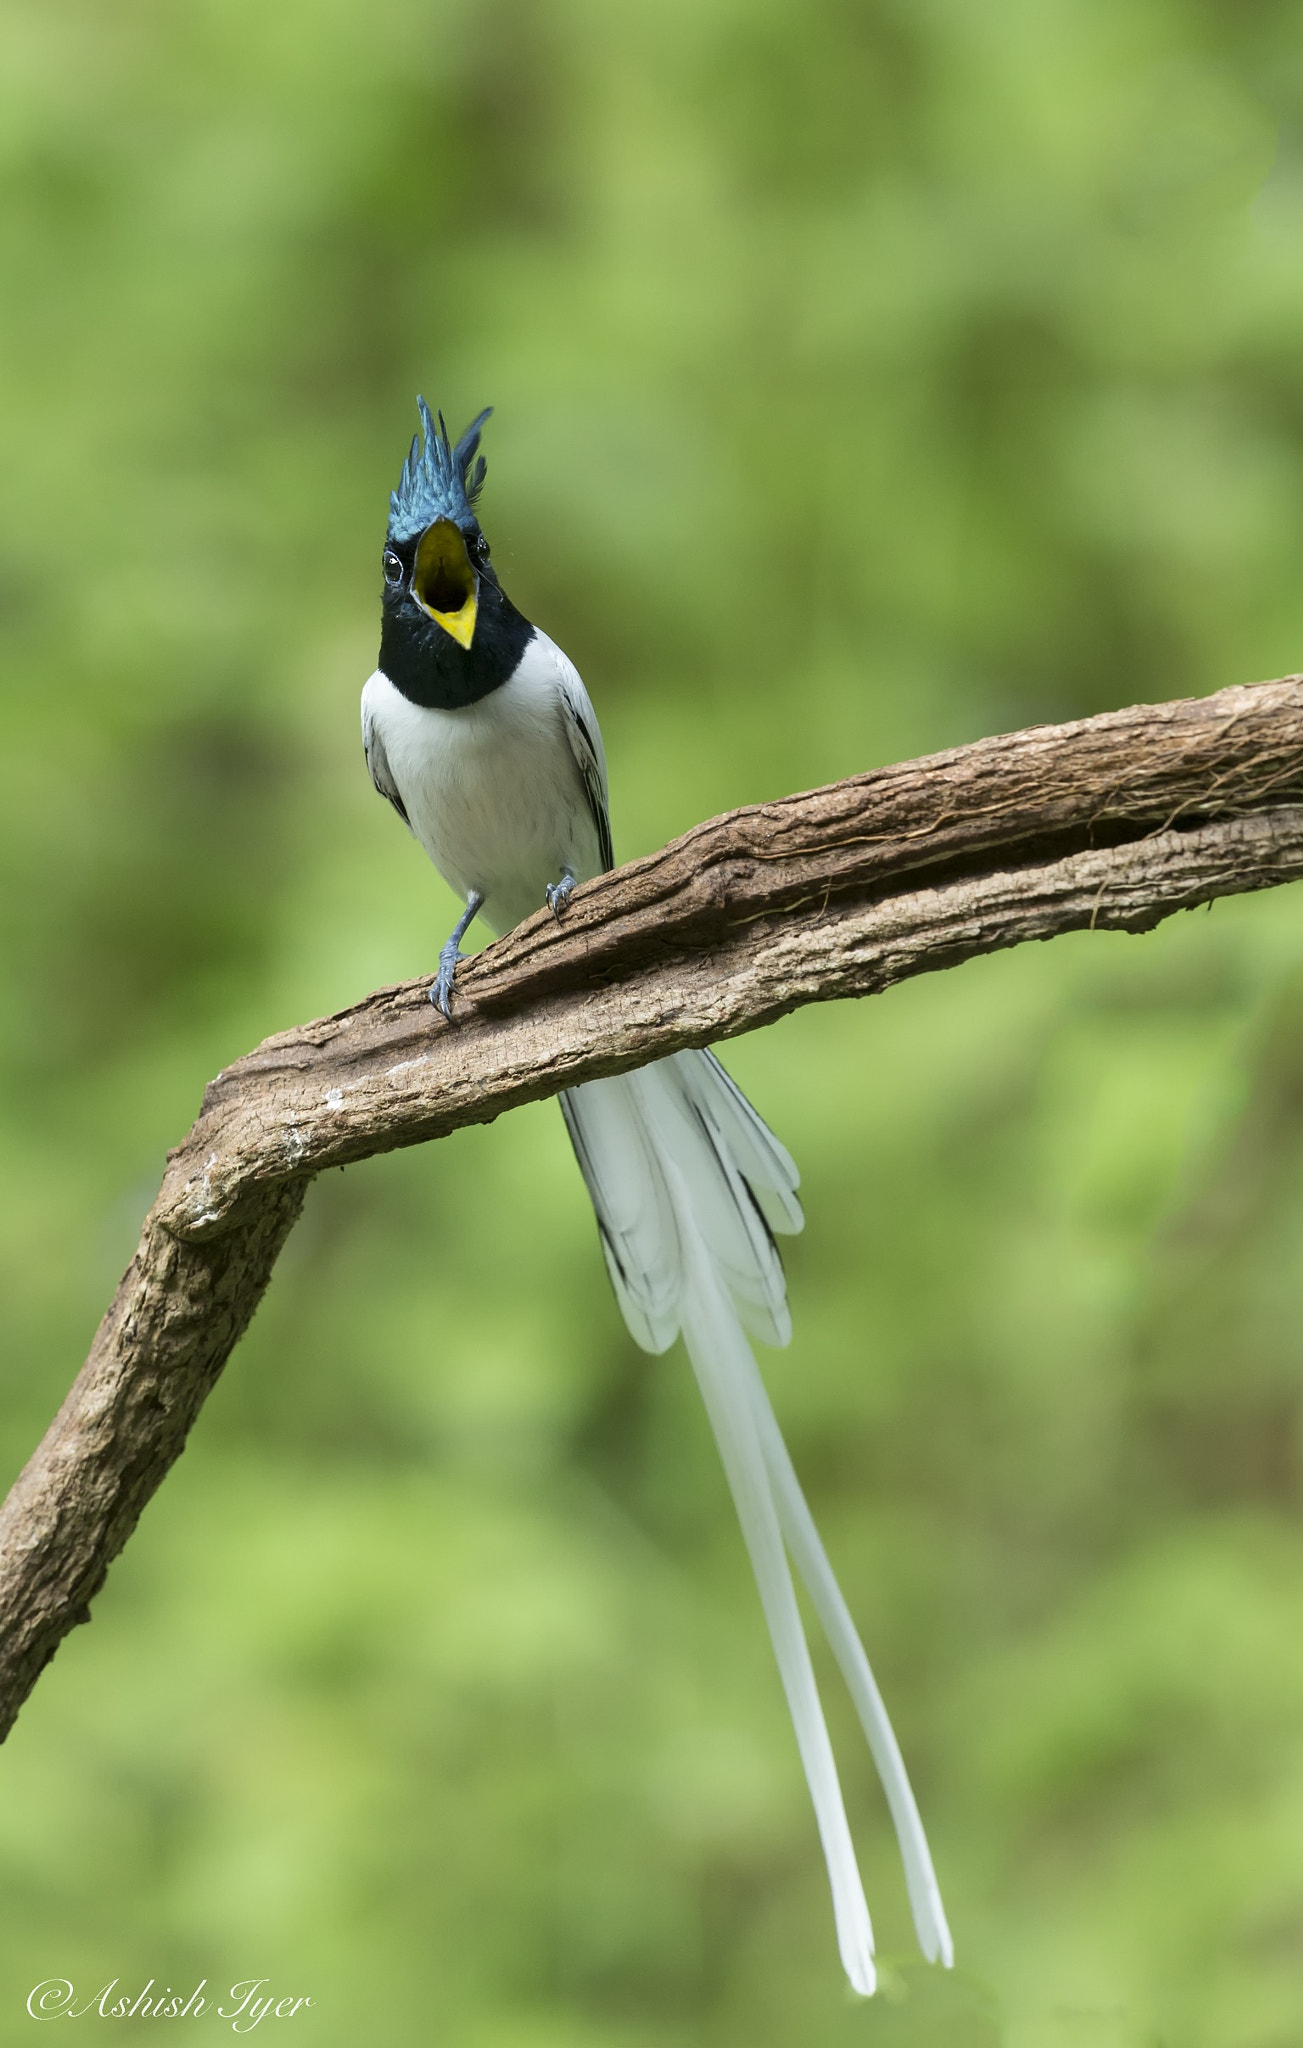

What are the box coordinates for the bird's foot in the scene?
[546,868,577,922]
[430,893,484,1019]
[430,939,466,1020]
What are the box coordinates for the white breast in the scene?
[361,630,605,936]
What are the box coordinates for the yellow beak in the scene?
[412,518,478,650]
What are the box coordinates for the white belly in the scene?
[362,634,604,936]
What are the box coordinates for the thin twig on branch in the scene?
[5,676,1303,1740]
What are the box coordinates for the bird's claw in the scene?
[546,869,577,922]
[430,940,465,1020]
[430,893,484,1020]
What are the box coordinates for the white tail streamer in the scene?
[675,1199,877,1995]
[561,1050,951,1992]
[741,1350,953,1965]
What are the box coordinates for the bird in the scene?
[360,399,953,1996]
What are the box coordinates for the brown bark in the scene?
[5,675,1303,1739]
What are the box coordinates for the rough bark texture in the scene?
[4,676,1303,1740]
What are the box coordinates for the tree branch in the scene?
[5,676,1303,1739]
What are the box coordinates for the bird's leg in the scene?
[545,866,577,921]
[430,892,484,1019]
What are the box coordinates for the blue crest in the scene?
[388,399,492,542]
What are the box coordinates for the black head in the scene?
[378,400,533,710]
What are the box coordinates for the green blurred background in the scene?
[6,1,1303,2042]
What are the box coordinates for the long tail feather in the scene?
[741,1352,954,1965]
[561,1052,951,1992]
[675,1197,877,1997]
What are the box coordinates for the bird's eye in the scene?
[382,548,404,586]
[473,533,490,563]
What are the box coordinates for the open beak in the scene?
[412,518,478,649]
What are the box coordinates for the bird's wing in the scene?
[550,644,614,874]
[362,691,412,830]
